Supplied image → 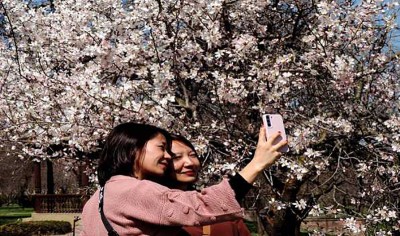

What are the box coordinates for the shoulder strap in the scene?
[99,186,119,236]
[202,225,211,236]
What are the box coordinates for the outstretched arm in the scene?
[239,126,287,184]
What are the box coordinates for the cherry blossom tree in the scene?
[0,0,399,234]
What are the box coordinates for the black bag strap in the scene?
[99,186,119,236]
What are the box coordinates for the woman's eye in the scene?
[159,146,165,151]
[173,155,182,160]
[189,154,198,158]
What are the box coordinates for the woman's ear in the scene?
[132,150,142,179]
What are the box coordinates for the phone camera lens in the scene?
[266,116,272,127]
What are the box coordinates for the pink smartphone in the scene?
[262,114,289,152]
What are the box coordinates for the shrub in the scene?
[0,220,72,236]
[17,194,33,209]
[0,195,9,207]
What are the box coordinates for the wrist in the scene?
[239,160,264,184]
[248,159,265,173]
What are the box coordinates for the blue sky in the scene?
[394,13,400,51]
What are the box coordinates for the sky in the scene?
[394,13,400,51]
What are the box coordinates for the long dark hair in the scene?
[97,122,171,186]
[170,134,198,159]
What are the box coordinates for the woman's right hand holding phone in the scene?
[238,126,287,184]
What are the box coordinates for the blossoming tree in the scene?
[0,0,399,234]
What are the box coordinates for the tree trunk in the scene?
[33,161,41,194]
[260,208,302,236]
[78,161,89,188]
[46,159,54,194]
[259,177,303,236]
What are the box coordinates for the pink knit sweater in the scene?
[81,175,243,236]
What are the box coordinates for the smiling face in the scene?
[134,133,171,180]
[170,140,201,187]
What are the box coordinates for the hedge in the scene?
[0,220,72,236]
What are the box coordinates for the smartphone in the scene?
[262,114,289,152]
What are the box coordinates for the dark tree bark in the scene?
[33,161,41,194]
[79,161,89,188]
[46,159,54,194]
[259,178,303,236]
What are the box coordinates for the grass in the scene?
[0,205,33,226]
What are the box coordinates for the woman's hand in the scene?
[238,126,287,184]
[252,126,287,170]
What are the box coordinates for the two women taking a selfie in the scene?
[81,122,287,235]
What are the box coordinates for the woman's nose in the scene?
[183,156,194,166]
[164,151,172,160]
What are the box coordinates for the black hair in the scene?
[97,122,171,186]
[170,134,198,159]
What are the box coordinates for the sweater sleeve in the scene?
[228,173,253,202]
[104,176,243,227]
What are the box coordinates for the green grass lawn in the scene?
[0,205,33,226]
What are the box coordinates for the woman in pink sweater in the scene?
[81,122,287,235]
[169,134,252,236]
[168,135,251,236]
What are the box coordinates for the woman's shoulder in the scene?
[107,175,136,182]
[106,175,169,193]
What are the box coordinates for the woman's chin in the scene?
[177,176,197,183]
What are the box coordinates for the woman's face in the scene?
[135,133,171,180]
[171,140,201,184]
